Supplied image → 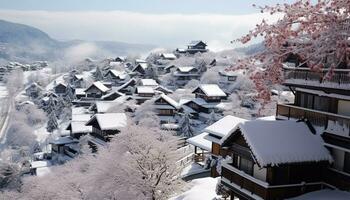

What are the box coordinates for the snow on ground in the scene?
[181,163,208,177]
[170,177,220,200]
[288,189,350,200]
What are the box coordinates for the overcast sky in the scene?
[0,0,292,50]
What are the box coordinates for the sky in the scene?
[0,0,293,50]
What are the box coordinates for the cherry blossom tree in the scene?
[233,0,350,102]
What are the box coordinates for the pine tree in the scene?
[206,111,217,126]
[94,66,103,81]
[64,83,75,103]
[46,111,58,133]
[178,112,195,138]
[45,95,57,114]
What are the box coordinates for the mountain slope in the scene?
[0,20,155,63]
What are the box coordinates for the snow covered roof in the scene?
[178,66,195,72]
[68,121,92,134]
[85,81,110,93]
[161,53,177,59]
[195,84,226,97]
[188,40,206,46]
[204,115,247,138]
[74,74,84,80]
[135,59,147,63]
[94,101,123,113]
[219,69,245,77]
[75,88,86,95]
[187,132,212,152]
[31,161,51,169]
[136,86,155,94]
[231,120,333,167]
[154,85,173,94]
[25,82,44,91]
[50,136,79,145]
[86,113,127,130]
[101,91,124,100]
[157,94,180,109]
[288,189,350,200]
[72,114,92,122]
[140,79,158,86]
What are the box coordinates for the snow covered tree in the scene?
[5,69,24,99]
[64,83,75,103]
[233,0,350,102]
[178,112,195,138]
[46,111,58,133]
[44,95,57,114]
[0,161,21,190]
[133,99,160,128]
[94,66,104,81]
[206,111,217,125]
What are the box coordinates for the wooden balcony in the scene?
[221,162,326,199]
[283,67,350,92]
[276,104,350,137]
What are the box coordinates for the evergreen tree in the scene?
[206,111,217,125]
[45,95,57,114]
[94,66,103,81]
[46,111,58,133]
[178,112,195,138]
[64,83,75,103]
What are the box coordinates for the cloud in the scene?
[0,10,279,50]
[64,42,99,63]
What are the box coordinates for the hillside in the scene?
[0,20,155,63]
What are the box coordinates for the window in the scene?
[159,110,172,115]
[344,152,350,174]
[228,76,237,81]
[240,157,254,175]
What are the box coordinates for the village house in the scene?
[218,69,245,88]
[101,90,124,101]
[114,56,126,63]
[116,78,137,95]
[104,69,130,86]
[134,86,156,104]
[186,40,208,54]
[50,136,80,160]
[131,63,149,76]
[187,115,247,172]
[219,120,333,200]
[160,53,177,60]
[182,84,227,120]
[173,66,200,86]
[74,88,86,99]
[70,74,85,88]
[54,82,67,96]
[139,78,159,87]
[85,113,127,145]
[25,82,44,99]
[154,94,180,124]
[84,81,110,98]
[66,114,92,139]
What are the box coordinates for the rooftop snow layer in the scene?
[238,120,333,167]
[140,79,158,86]
[137,86,155,94]
[86,113,127,130]
[204,115,247,138]
[187,132,212,152]
[85,81,110,93]
[197,84,226,97]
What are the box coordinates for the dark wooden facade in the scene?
[220,131,330,200]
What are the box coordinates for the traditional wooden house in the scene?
[139,78,159,87]
[25,82,44,99]
[131,63,149,76]
[154,94,180,123]
[74,88,86,99]
[219,120,333,200]
[134,86,155,104]
[164,65,176,73]
[50,136,80,159]
[115,56,126,62]
[173,66,200,86]
[154,85,173,95]
[187,115,247,170]
[160,53,177,60]
[218,69,245,87]
[104,70,129,86]
[182,84,227,120]
[71,74,84,88]
[54,82,67,96]
[85,113,127,142]
[84,81,110,98]
[276,62,350,191]
[186,40,208,54]
[116,78,137,95]
[66,114,92,139]
[101,90,124,101]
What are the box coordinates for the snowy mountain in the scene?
[0,20,155,63]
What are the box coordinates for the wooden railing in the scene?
[276,104,350,137]
[283,67,350,89]
[221,162,327,199]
